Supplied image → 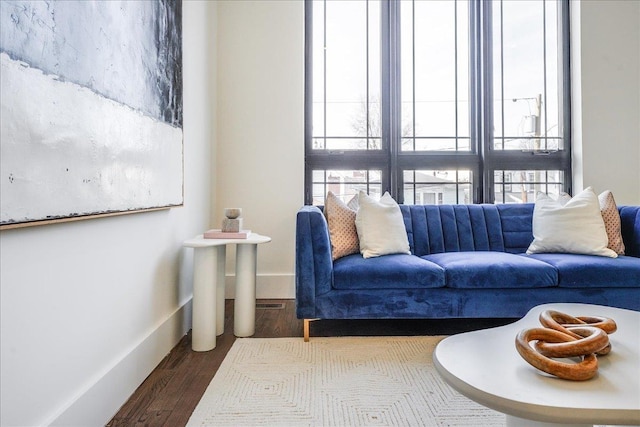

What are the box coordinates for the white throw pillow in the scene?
[355,191,410,259]
[526,187,617,258]
[554,189,625,255]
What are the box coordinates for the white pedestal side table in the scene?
[433,303,640,427]
[183,233,271,351]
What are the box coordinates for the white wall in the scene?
[215,0,304,299]
[0,1,216,425]
[572,0,640,204]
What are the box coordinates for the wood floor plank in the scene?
[145,352,201,412]
[132,410,171,427]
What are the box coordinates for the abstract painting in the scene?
[0,0,183,228]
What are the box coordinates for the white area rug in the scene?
[187,336,506,426]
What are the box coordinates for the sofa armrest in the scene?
[295,206,333,318]
[619,206,640,258]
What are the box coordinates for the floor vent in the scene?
[256,303,285,310]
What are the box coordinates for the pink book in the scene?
[203,229,251,239]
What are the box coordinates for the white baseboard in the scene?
[47,300,193,426]
[45,275,290,426]
[225,273,295,299]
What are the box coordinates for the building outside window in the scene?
[305,0,571,205]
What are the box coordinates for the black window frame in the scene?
[304,0,571,205]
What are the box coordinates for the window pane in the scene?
[311,169,382,205]
[408,138,472,151]
[544,0,560,139]
[492,0,503,140]
[400,0,470,152]
[312,0,325,138]
[493,0,565,152]
[368,1,382,138]
[325,1,365,137]
[312,183,326,206]
[309,0,382,146]
[502,1,544,138]
[400,1,414,140]
[493,170,563,203]
[457,1,470,138]
[324,138,381,150]
[403,169,472,204]
[414,1,455,137]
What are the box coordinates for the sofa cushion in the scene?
[527,253,640,288]
[423,251,558,289]
[333,253,445,290]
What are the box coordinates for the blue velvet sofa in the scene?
[295,204,640,339]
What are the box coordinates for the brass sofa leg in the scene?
[304,319,318,342]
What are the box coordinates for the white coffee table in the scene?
[433,303,640,427]
[183,233,271,351]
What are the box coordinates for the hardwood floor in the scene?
[107,299,514,426]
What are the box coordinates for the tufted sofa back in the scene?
[400,204,640,257]
[401,204,536,256]
[304,203,640,259]
[619,206,640,257]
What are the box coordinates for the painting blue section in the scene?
[0,0,182,127]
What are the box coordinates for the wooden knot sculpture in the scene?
[515,310,617,381]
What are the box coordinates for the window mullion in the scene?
[454,0,459,152]
[382,0,400,200]
[561,0,572,195]
[469,0,489,203]
[483,0,495,204]
[366,0,370,148]
[542,0,548,150]
[323,0,327,151]
[412,0,416,153]
[304,0,313,204]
